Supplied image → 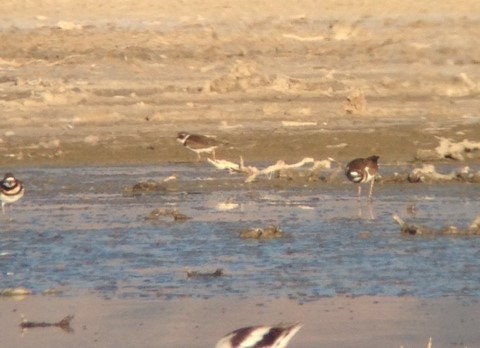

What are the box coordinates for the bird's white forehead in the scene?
[176,134,190,143]
[3,177,16,185]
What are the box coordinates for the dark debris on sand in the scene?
[20,315,74,333]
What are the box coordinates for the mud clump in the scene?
[123,180,167,196]
[146,208,191,222]
[392,214,480,236]
[239,225,284,240]
[186,268,224,279]
[123,176,179,196]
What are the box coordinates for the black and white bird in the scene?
[176,131,221,161]
[215,323,302,348]
[1,172,25,214]
[345,155,379,201]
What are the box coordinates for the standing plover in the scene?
[1,172,25,214]
[345,155,379,201]
[215,323,301,348]
[176,131,221,161]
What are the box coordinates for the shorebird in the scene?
[176,131,221,161]
[1,172,25,214]
[345,155,379,201]
[215,323,301,348]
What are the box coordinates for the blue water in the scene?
[1,164,479,300]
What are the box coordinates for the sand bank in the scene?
[1,295,479,348]
[1,0,480,167]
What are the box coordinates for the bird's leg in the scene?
[368,177,375,201]
[357,185,362,199]
[367,200,375,220]
[1,202,5,215]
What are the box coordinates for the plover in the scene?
[215,323,301,348]
[1,172,25,214]
[176,131,221,161]
[345,155,379,201]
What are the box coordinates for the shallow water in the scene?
[1,164,479,300]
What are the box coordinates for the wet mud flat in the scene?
[1,162,480,347]
[1,163,479,300]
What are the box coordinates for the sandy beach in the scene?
[1,0,480,167]
[2,1,480,347]
[1,295,479,348]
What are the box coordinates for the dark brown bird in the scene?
[345,155,379,201]
[176,131,221,161]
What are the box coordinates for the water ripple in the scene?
[1,164,479,300]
